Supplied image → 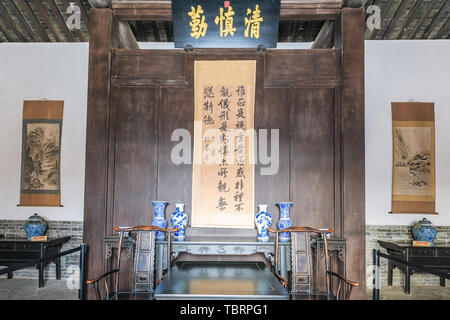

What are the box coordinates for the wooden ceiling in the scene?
[0,0,448,43]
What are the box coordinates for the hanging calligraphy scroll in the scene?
[391,102,437,214]
[192,60,256,228]
[172,0,281,48]
[19,100,64,207]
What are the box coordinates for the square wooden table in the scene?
[154,261,289,300]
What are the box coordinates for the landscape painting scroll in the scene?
[20,100,64,207]
[192,60,255,228]
[391,102,436,214]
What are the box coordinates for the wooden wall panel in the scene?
[290,87,335,227]
[111,86,159,228]
[255,88,291,224]
[84,8,365,298]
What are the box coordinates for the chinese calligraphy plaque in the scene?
[172,0,280,48]
[192,61,256,228]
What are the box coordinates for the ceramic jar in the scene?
[255,204,272,242]
[24,213,48,240]
[171,203,188,241]
[152,201,168,241]
[411,218,437,244]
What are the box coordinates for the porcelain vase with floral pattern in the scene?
[255,204,272,242]
[171,203,188,241]
[277,202,293,242]
[152,201,168,241]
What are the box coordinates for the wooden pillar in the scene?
[83,8,114,299]
[335,7,366,299]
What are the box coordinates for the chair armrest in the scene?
[273,272,288,287]
[86,269,119,285]
[327,271,360,287]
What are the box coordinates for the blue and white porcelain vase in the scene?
[152,201,168,241]
[411,218,437,245]
[24,213,47,240]
[255,204,272,242]
[171,203,188,241]
[276,202,293,242]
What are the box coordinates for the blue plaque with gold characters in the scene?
[172,0,281,48]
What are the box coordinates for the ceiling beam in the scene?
[311,20,334,48]
[380,0,406,39]
[114,19,140,48]
[395,0,420,39]
[60,0,86,41]
[45,0,75,42]
[5,0,38,41]
[87,0,110,8]
[17,0,51,41]
[0,1,28,41]
[75,0,90,27]
[369,0,396,40]
[434,16,449,39]
[34,0,63,42]
[0,19,15,41]
[409,0,434,39]
[422,1,449,39]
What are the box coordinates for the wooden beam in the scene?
[113,19,140,49]
[0,19,15,41]
[311,20,334,48]
[422,1,449,39]
[45,0,75,42]
[368,0,395,39]
[34,0,63,42]
[396,0,421,39]
[343,0,366,7]
[75,0,91,28]
[110,0,343,21]
[16,0,50,41]
[5,0,39,41]
[409,0,434,39]
[60,0,86,41]
[434,16,449,39]
[0,1,28,41]
[380,0,405,39]
[87,0,110,8]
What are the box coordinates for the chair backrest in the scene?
[270,226,333,295]
[113,225,177,294]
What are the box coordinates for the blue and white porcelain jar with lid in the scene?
[411,218,437,245]
[24,213,47,240]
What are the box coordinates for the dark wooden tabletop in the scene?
[0,236,71,246]
[154,261,289,300]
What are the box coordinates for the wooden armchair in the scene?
[269,226,359,300]
[86,225,177,300]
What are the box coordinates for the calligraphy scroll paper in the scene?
[19,100,63,207]
[391,102,437,214]
[192,60,256,228]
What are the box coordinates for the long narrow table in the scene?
[378,240,450,294]
[154,261,289,300]
[0,236,71,287]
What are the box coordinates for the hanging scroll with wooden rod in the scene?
[19,100,64,207]
[391,102,437,214]
[192,60,256,228]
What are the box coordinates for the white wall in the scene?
[0,40,449,226]
[0,43,89,221]
[365,40,450,226]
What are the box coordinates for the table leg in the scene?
[387,260,393,286]
[7,272,13,279]
[56,246,61,280]
[440,277,445,287]
[404,248,410,294]
[39,245,45,288]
